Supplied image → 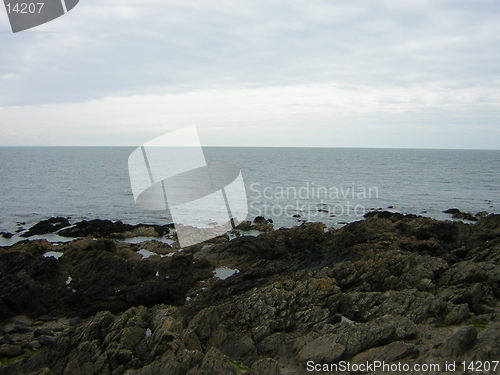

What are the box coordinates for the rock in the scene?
[57,219,171,238]
[470,325,500,361]
[253,216,270,225]
[197,347,237,375]
[28,341,41,350]
[0,232,13,239]
[0,344,23,357]
[440,326,477,356]
[0,212,498,375]
[68,317,84,326]
[297,335,345,362]
[220,334,255,360]
[251,358,280,375]
[443,304,470,325]
[0,238,198,320]
[334,315,417,357]
[37,335,56,346]
[257,333,294,358]
[34,327,53,337]
[351,341,415,363]
[20,217,70,237]
[2,322,31,334]
[443,208,478,221]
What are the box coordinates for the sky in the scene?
[0,0,499,148]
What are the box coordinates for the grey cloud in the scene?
[0,0,499,105]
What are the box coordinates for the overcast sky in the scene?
[0,0,499,148]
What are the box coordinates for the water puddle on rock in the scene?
[137,249,158,259]
[213,267,240,280]
[120,236,176,245]
[43,251,64,260]
[0,234,78,247]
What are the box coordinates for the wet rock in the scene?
[0,238,199,320]
[21,217,70,237]
[0,232,13,239]
[57,219,170,238]
[253,216,270,225]
[443,208,478,221]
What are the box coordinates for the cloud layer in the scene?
[0,0,499,147]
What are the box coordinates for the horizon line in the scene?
[0,145,499,151]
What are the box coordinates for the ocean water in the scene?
[0,147,498,234]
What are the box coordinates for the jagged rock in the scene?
[333,315,417,357]
[0,212,498,375]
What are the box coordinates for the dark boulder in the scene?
[443,208,478,221]
[253,216,271,225]
[57,219,171,238]
[20,217,71,237]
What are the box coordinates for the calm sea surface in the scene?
[0,147,498,234]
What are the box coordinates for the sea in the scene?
[0,147,498,241]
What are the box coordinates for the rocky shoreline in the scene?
[0,211,498,374]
